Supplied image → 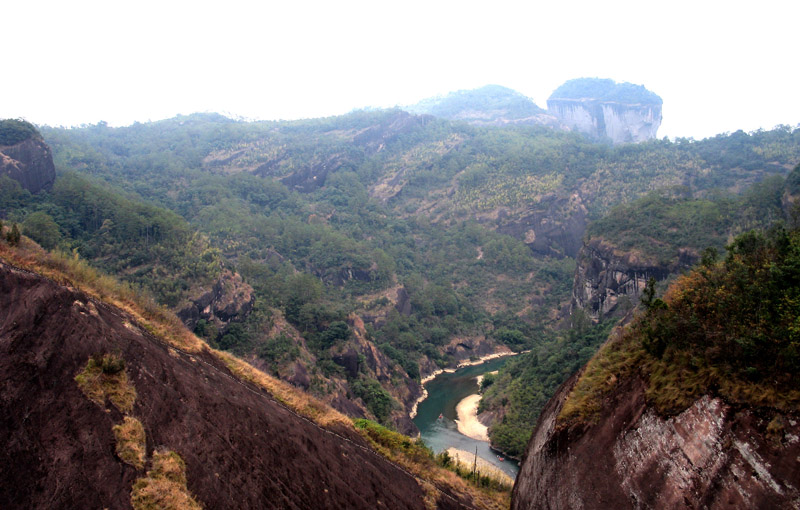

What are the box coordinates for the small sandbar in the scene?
[456,351,514,369]
[446,448,514,486]
[475,370,498,388]
[455,394,489,441]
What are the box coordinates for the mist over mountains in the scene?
[1,73,799,508]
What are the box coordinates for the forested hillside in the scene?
[560,219,800,427]
[511,219,800,510]
[2,111,798,439]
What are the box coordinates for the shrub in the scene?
[113,417,147,469]
[22,211,62,250]
[353,419,432,463]
[131,449,202,510]
[0,119,39,146]
[75,353,137,413]
[351,379,395,424]
[7,223,20,246]
[559,225,800,427]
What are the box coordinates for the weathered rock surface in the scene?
[0,136,56,193]
[178,270,254,329]
[547,98,662,144]
[495,192,588,258]
[547,78,662,144]
[274,111,432,192]
[443,335,501,362]
[571,238,697,321]
[347,313,422,434]
[784,164,800,222]
[512,372,800,509]
[0,261,469,510]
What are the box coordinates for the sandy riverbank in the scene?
[454,394,489,441]
[410,350,526,419]
[455,350,514,369]
[475,370,497,388]
[409,368,456,419]
[446,448,514,486]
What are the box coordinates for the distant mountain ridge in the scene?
[405,84,561,128]
[550,77,662,105]
[406,78,663,144]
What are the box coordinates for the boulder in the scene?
[0,134,56,193]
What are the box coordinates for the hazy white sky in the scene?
[3,0,798,139]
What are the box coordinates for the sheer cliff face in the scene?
[512,373,800,510]
[0,136,56,193]
[496,193,588,258]
[547,98,662,144]
[178,270,255,330]
[571,238,696,321]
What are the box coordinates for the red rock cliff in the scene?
[511,372,800,509]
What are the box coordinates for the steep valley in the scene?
[1,99,800,508]
[513,221,800,507]
[0,242,509,509]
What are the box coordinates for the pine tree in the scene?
[8,223,21,246]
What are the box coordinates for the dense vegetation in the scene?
[560,223,800,427]
[2,110,798,435]
[586,175,788,264]
[0,171,220,306]
[406,84,545,120]
[0,118,39,146]
[478,316,617,457]
[549,77,662,104]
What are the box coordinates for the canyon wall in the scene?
[512,372,800,509]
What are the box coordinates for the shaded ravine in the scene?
[412,357,519,478]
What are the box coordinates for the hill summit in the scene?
[0,119,56,193]
[405,84,561,128]
[406,78,662,143]
[547,77,662,143]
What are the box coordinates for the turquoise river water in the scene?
[412,356,520,478]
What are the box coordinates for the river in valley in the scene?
[412,356,520,478]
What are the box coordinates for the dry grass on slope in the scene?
[75,353,138,414]
[214,349,351,428]
[2,236,508,510]
[0,238,203,353]
[354,419,511,510]
[131,450,202,510]
[113,417,147,469]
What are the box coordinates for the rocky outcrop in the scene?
[346,313,422,435]
[571,238,697,321]
[0,261,470,510]
[178,270,254,330]
[495,192,588,258]
[395,286,412,315]
[0,136,56,193]
[406,81,662,143]
[273,111,433,192]
[443,335,502,362]
[547,99,661,144]
[547,78,662,144]
[511,372,800,509]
